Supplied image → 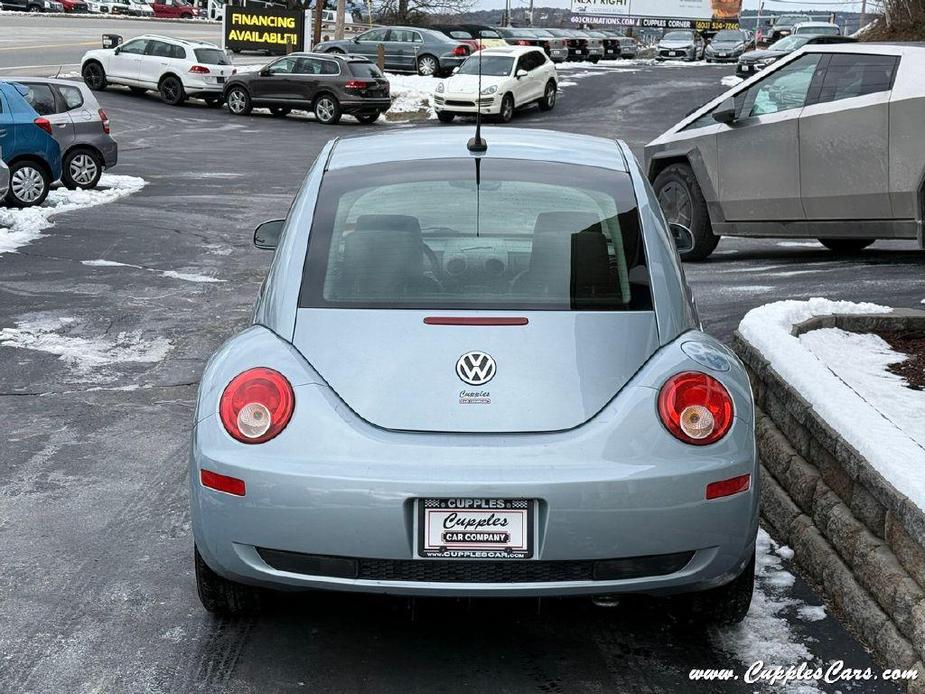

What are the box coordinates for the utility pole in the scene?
[527,0,533,26]
[335,0,345,39]
[504,0,510,26]
[313,0,324,48]
[859,0,867,31]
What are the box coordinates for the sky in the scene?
[473,0,868,11]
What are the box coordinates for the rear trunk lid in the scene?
[293,311,658,433]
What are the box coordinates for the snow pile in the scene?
[713,529,826,693]
[721,75,743,87]
[385,72,440,119]
[800,329,925,450]
[82,258,223,284]
[0,316,171,377]
[0,174,145,255]
[739,299,925,513]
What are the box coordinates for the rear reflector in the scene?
[200,469,246,496]
[424,317,528,326]
[705,474,750,500]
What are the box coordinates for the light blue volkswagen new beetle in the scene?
[190,127,758,624]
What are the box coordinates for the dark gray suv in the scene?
[223,53,391,125]
[15,77,117,189]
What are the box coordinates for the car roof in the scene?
[1,75,88,87]
[802,41,924,55]
[287,51,369,61]
[794,21,838,27]
[327,127,628,172]
[479,45,540,55]
[132,34,219,48]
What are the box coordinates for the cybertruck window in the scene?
[299,159,653,311]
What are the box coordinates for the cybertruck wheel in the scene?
[195,547,263,617]
[818,238,875,253]
[671,554,755,627]
[653,162,720,261]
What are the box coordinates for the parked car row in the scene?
[646,42,924,260]
[736,34,855,76]
[0,0,197,15]
[0,78,117,208]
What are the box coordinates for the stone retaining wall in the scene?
[733,310,925,693]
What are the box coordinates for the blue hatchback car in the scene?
[0,81,62,207]
[190,128,758,624]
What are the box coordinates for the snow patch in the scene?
[799,328,925,450]
[739,299,925,514]
[778,241,822,248]
[0,316,171,375]
[0,174,145,255]
[721,75,743,87]
[385,72,440,119]
[82,259,223,284]
[713,529,818,690]
[797,605,827,622]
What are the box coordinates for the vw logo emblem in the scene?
[456,351,496,386]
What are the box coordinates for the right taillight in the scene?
[98,108,110,134]
[34,117,52,135]
[219,367,294,444]
[658,371,733,445]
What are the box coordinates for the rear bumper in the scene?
[340,97,392,113]
[549,49,568,62]
[192,383,759,598]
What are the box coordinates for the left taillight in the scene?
[219,367,294,444]
[98,108,110,134]
[345,79,370,90]
[452,45,469,56]
[34,117,52,135]
[189,64,211,74]
[657,371,733,445]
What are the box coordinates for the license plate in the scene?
[741,65,751,72]
[216,76,226,83]
[670,51,682,57]
[417,498,534,559]
[718,52,728,57]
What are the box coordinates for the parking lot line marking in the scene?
[0,40,97,52]
[0,63,78,72]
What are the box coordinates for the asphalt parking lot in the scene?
[0,15,922,694]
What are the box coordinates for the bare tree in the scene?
[372,0,475,24]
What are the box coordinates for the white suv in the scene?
[81,35,236,107]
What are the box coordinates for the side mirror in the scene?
[712,97,737,124]
[259,68,270,77]
[102,33,123,49]
[352,36,360,43]
[516,69,528,78]
[670,223,695,255]
[253,219,285,250]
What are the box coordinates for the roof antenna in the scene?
[467,39,487,154]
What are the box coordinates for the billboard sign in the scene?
[571,0,741,30]
[223,6,304,55]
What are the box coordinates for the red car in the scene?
[150,0,196,18]
[59,0,90,10]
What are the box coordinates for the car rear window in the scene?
[194,48,231,65]
[348,62,384,78]
[299,159,652,311]
[22,83,57,116]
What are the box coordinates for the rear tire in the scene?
[671,554,755,627]
[5,161,50,208]
[82,61,107,91]
[313,93,341,124]
[62,148,103,190]
[195,547,263,617]
[818,238,875,253]
[225,86,252,115]
[538,80,556,111]
[652,163,719,261]
[436,111,455,123]
[159,75,186,106]
[354,111,380,124]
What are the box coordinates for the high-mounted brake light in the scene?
[34,117,52,135]
[189,64,211,74]
[98,108,110,134]
[219,367,294,444]
[658,371,733,445]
